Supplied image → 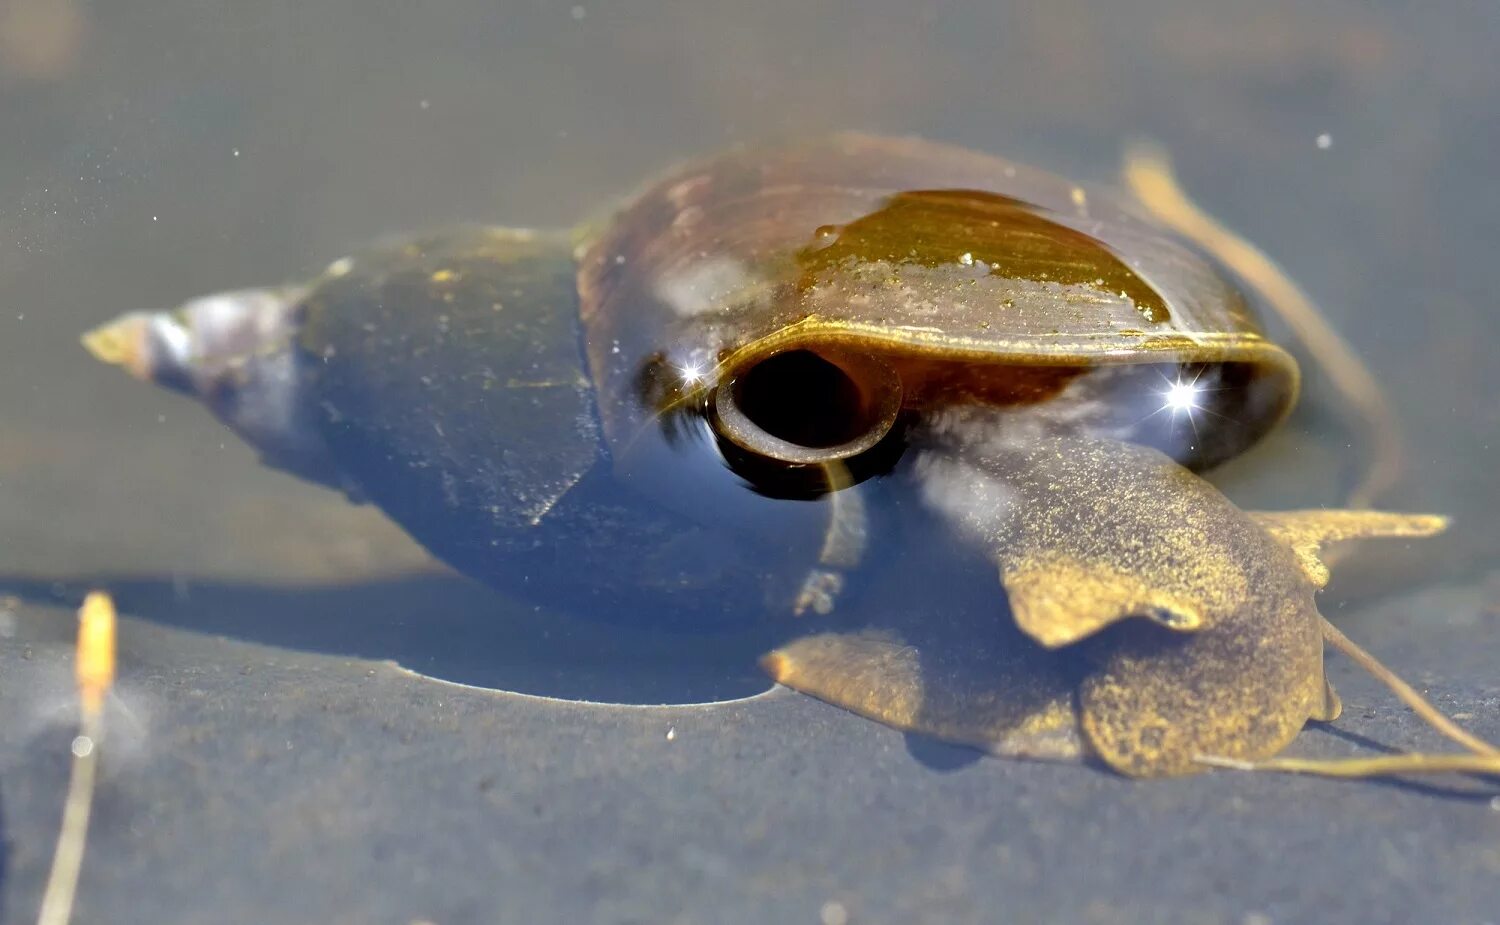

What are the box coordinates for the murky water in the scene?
[2,2,1498,923]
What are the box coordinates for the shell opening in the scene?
[712,349,904,468]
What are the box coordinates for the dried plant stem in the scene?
[1196,752,1500,778]
[1320,617,1500,758]
[35,718,101,925]
[1124,145,1403,509]
[36,591,117,925]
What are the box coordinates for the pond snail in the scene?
[85,133,1496,779]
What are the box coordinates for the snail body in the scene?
[85,134,1454,777]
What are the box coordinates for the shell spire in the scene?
[82,286,350,492]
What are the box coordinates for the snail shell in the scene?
[84,133,1298,624]
[577,133,1296,506]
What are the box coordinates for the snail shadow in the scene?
[0,574,780,707]
[6,572,1488,798]
[903,734,985,772]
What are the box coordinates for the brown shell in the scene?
[574,133,1299,483]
